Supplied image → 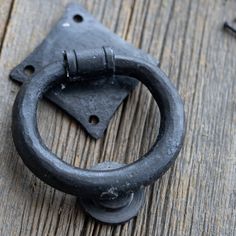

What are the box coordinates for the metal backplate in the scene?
[10,3,158,139]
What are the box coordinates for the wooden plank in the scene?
[0,0,14,51]
[0,0,235,235]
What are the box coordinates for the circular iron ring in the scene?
[12,52,185,199]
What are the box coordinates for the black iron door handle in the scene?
[12,47,185,224]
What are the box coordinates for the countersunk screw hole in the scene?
[89,115,99,125]
[73,14,83,23]
[24,65,35,76]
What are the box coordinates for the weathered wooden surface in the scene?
[0,0,235,235]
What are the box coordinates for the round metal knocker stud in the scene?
[12,47,185,224]
[79,162,145,224]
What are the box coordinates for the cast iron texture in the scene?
[12,48,185,224]
[10,3,158,139]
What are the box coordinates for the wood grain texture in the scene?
[0,0,235,235]
[0,0,14,51]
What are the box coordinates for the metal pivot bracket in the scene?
[10,3,159,139]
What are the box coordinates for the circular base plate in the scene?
[79,188,144,224]
[79,161,145,224]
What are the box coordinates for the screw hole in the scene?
[89,115,99,125]
[23,65,35,76]
[73,14,83,23]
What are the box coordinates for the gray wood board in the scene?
[0,0,235,235]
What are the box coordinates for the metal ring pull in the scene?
[12,47,185,224]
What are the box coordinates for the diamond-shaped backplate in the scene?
[10,3,158,139]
